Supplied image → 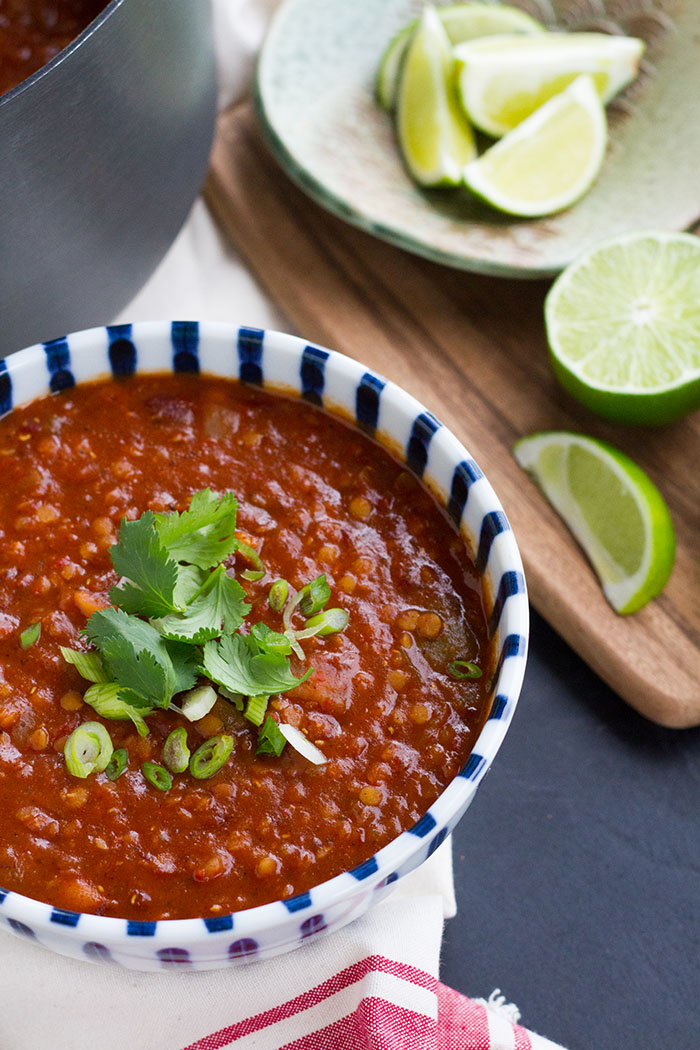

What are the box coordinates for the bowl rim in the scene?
[0,0,124,110]
[0,320,529,946]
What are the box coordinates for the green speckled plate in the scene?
[256,0,700,278]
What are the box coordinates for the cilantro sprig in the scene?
[59,489,349,779]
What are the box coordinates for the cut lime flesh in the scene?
[514,431,675,614]
[463,75,606,217]
[546,231,700,425]
[377,2,544,111]
[396,6,476,187]
[455,31,643,137]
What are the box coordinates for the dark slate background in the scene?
[442,610,700,1050]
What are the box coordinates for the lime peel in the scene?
[396,6,476,188]
[545,231,700,424]
[514,431,675,615]
[376,2,545,111]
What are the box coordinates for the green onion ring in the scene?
[189,734,234,779]
[142,761,173,791]
[105,748,128,781]
[163,727,191,774]
[238,541,265,581]
[447,660,482,679]
[64,722,114,778]
[268,579,290,612]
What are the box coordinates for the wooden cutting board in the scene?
[205,101,700,729]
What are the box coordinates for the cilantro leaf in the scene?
[98,637,172,707]
[156,565,250,644]
[85,608,179,708]
[83,682,153,738]
[173,564,207,608]
[256,715,287,757]
[200,633,311,697]
[154,489,239,570]
[163,639,200,694]
[250,622,293,657]
[109,512,180,617]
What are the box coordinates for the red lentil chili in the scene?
[0,0,106,97]
[0,375,492,919]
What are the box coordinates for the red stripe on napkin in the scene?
[180,953,552,1050]
[181,956,435,1049]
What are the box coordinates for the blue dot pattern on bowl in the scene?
[406,412,441,478]
[44,336,75,393]
[107,324,137,376]
[349,856,379,881]
[158,947,191,966]
[237,326,264,385]
[0,360,11,415]
[50,908,81,927]
[8,919,35,939]
[126,920,157,937]
[427,827,448,858]
[0,321,528,969]
[83,941,113,962]
[204,914,234,933]
[300,344,329,405]
[300,915,327,938]
[410,812,437,838]
[283,891,313,913]
[229,938,258,958]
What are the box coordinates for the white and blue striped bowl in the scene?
[0,321,528,971]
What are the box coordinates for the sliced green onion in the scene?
[299,574,331,617]
[218,685,244,711]
[238,541,265,582]
[163,727,191,773]
[20,622,41,649]
[142,761,173,791]
[189,734,234,779]
[278,723,326,765]
[268,579,289,612]
[284,630,305,661]
[244,694,269,726]
[60,646,110,683]
[64,721,114,778]
[282,574,331,632]
[178,685,217,722]
[297,608,349,639]
[83,682,152,738]
[447,660,482,679]
[256,715,287,757]
[105,747,128,781]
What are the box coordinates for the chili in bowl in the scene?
[0,322,528,970]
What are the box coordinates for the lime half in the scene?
[546,231,700,425]
[463,75,606,217]
[396,6,476,187]
[514,432,675,614]
[376,2,544,111]
[455,31,643,137]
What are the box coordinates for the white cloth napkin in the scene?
[0,5,568,1048]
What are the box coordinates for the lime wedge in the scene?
[455,31,643,137]
[514,432,675,614]
[376,2,544,111]
[545,231,700,424]
[463,75,606,217]
[396,6,476,187]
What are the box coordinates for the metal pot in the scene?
[0,0,217,356]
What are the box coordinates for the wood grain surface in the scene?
[205,101,700,728]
